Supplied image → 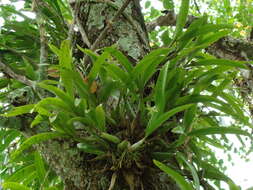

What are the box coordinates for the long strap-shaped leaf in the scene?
[34,151,48,186]
[194,59,248,69]
[188,127,252,139]
[145,104,193,137]
[11,132,67,161]
[153,160,194,190]
[155,63,169,112]
[176,152,200,190]
[2,104,35,117]
[2,182,31,190]
[38,83,74,108]
[6,164,35,182]
[173,0,190,39]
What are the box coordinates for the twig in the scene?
[193,0,201,14]
[69,0,91,47]
[146,11,197,32]
[0,60,35,87]
[75,16,92,48]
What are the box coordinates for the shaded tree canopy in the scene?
[1,0,253,190]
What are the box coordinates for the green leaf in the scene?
[104,46,133,72]
[60,69,75,98]
[188,127,252,138]
[48,44,61,56]
[11,132,67,161]
[59,40,72,70]
[132,48,170,89]
[146,104,193,137]
[22,172,37,186]
[101,132,121,144]
[151,152,174,161]
[44,187,59,190]
[77,45,98,62]
[38,83,74,107]
[145,1,151,9]
[154,160,194,190]
[0,130,20,152]
[88,51,110,82]
[34,151,48,186]
[95,104,106,132]
[104,63,131,88]
[155,63,169,112]
[163,0,174,9]
[199,161,239,189]
[199,136,224,149]
[228,180,241,190]
[176,152,200,190]
[175,95,224,106]
[35,97,73,114]
[30,115,44,127]
[63,69,96,104]
[194,59,248,69]
[6,164,35,182]
[173,0,190,39]
[2,104,35,117]
[77,143,105,155]
[193,73,220,94]
[161,30,172,45]
[197,30,231,46]
[49,41,75,97]
[180,22,231,46]
[219,92,245,119]
[141,56,166,89]
[0,78,10,88]
[183,105,197,132]
[177,16,208,49]
[2,182,31,190]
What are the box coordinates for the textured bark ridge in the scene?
[70,0,150,62]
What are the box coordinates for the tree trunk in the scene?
[35,0,179,189]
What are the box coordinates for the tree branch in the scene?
[146,11,196,32]
[75,16,92,48]
[193,0,201,14]
[69,0,91,48]
[34,0,48,81]
[0,60,35,87]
